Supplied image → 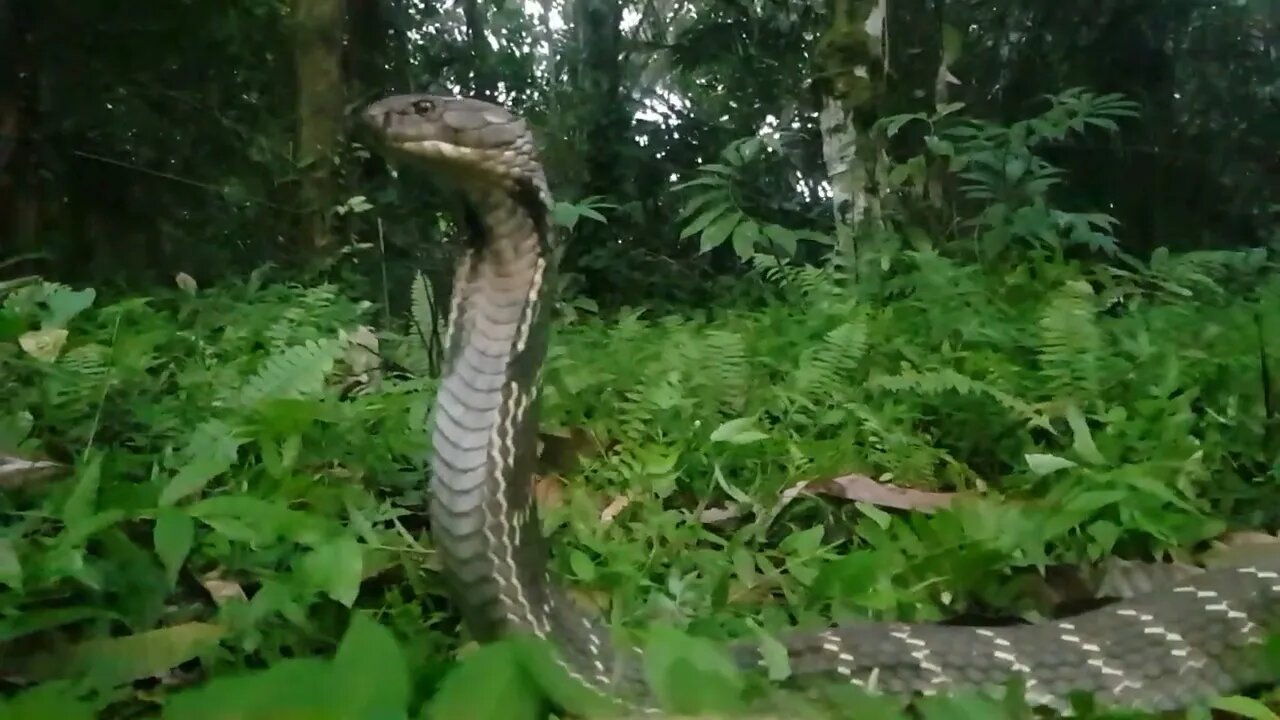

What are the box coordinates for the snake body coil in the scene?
[362,93,1280,716]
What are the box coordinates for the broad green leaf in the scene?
[678,202,731,239]
[298,535,364,607]
[159,419,245,506]
[1064,404,1106,465]
[189,495,330,546]
[424,641,542,720]
[332,614,410,718]
[61,454,102,531]
[730,220,761,259]
[1210,696,1279,720]
[0,607,121,644]
[709,417,768,445]
[0,681,95,720]
[161,656,333,719]
[749,626,791,682]
[642,625,744,714]
[1024,453,1077,476]
[0,539,21,590]
[761,224,797,256]
[698,211,743,253]
[43,286,96,328]
[153,508,194,588]
[76,623,225,689]
[568,550,596,581]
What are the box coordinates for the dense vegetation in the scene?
[1,0,1278,718]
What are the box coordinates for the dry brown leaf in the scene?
[804,472,956,512]
[1203,531,1280,569]
[600,494,631,525]
[199,571,247,606]
[534,473,567,513]
[698,502,747,524]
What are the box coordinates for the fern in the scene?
[870,367,1040,422]
[1037,280,1101,400]
[692,329,749,409]
[790,309,870,406]
[749,256,834,299]
[45,342,111,407]
[262,285,343,350]
[408,271,442,376]
[236,338,342,407]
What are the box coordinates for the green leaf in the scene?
[159,419,245,506]
[708,417,768,445]
[0,607,121,644]
[76,623,226,689]
[298,535,364,607]
[153,509,194,588]
[61,454,103,531]
[189,495,330,546]
[424,641,542,720]
[678,203,731,239]
[730,220,761,259]
[781,525,825,557]
[761,224,797,256]
[642,625,744,714]
[698,211,743,253]
[332,614,410,718]
[0,539,21,591]
[747,623,791,682]
[1024,453,1077,476]
[1210,696,1279,720]
[0,681,96,720]
[1064,403,1106,465]
[42,286,96,329]
[568,550,596,582]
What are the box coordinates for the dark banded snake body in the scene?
[360,93,1280,717]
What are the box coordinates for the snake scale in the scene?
[361,93,1280,716]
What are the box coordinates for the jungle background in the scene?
[1,0,1279,718]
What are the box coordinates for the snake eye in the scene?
[411,98,435,115]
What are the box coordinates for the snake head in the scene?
[361,93,544,192]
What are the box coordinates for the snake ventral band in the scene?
[361,93,1280,717]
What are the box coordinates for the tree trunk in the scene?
[292,0,345,250]
[815,0,887,272]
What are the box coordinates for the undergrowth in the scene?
[1,242,1279,718]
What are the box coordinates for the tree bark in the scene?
[292,0,346,249]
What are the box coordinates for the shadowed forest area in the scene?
[1,1,1279,718]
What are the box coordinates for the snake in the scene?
[361,93,1280,717]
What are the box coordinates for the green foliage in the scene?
[673,136,832,260]
[3,231,1280,716]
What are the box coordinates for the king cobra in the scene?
[361,93,1280,717]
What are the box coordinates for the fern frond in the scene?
[46,343,111,406]
[237,338,342,407]
[790,308,870,405]
[1037,280,1101,399]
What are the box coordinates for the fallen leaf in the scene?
[600,494,631,525]
[804,472,956,513]
[1204,531,1280,569]
[534,474,566,513]
[199,571,247,606]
